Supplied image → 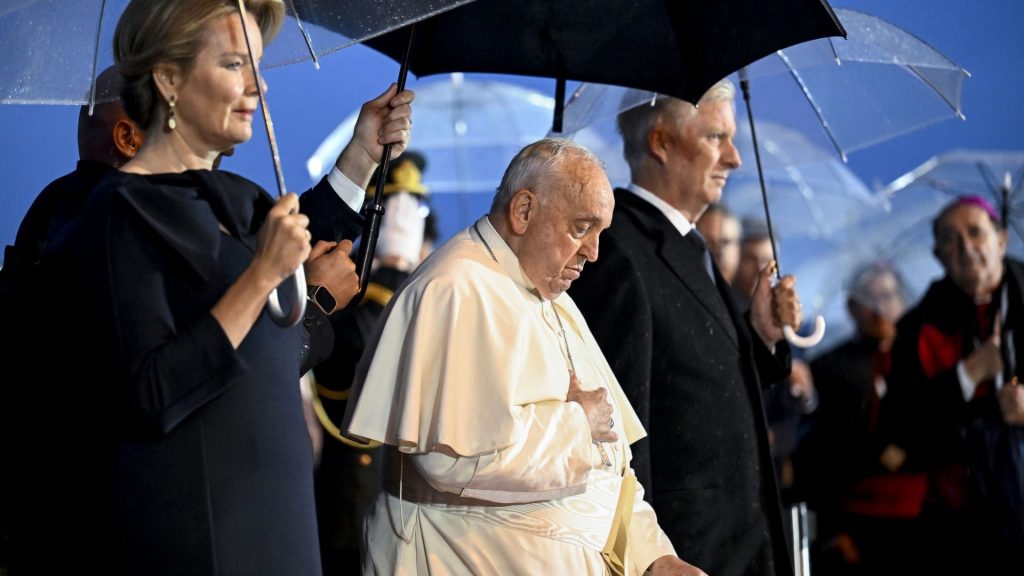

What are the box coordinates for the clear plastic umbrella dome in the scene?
[0,0,479,107]
[874,149,1024,298]
[794,164,1024,358]
[554,8,969,166]
[549,100,888,354]
[727,121,882,241]
[724,149,889,355]
[307,74,615,241]
[788,187,946,357]
[556,105,884,254]
[881,149,1024,241]
[0,0,130,106]
[549,7,969,350]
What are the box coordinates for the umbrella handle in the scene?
[267,265,308,327]
[783,315,826,348]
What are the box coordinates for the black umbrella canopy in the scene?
[344,0,846,104]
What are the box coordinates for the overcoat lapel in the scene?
[618,191,739,348]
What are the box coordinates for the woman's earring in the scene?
[167,95,177,131]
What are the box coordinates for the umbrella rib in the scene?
[87,0,109,116]
[1013,166,1024,198]
[1011,171,1024,236]
[904,64,966,120]
[285,0,319,70]
[883,158,941,196]
[826,37,840,65]
[777,50,847,163]
[976,161,1002,203]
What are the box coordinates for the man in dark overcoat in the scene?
[569,81,803,576]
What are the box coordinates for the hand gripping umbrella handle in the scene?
[344,25,416,310]
[783,315,826,348]
[267,265,307,327]
[741,66,825,349]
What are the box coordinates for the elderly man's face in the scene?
[518,158,614,300]
[934,204,1007,300]
[662,100,741,216]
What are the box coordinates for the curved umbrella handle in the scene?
[267,264,307,327]
[783,315,826,348]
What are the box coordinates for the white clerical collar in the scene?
[626,183,695,238]
[472,215,537,294]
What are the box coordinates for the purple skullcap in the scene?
[933,194,1003,239]
[950,194,999,222]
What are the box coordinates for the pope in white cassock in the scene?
[343,139,707,576]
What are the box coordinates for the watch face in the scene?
[313,286,338,314]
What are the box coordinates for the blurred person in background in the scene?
[696,202,741,284]
[311,151,431,575]
[887,195,1024,574]
[0,64,142,576]
[733,217,776,312]
[0,66,142,314]
[729,216,817,502]
[796,261,927,575]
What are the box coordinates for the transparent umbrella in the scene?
[782,183,942,356]
[868,149,1024,315]
[558,100,886,347]
[793,174,1024,358]
[0,0,480,324]
[557,8,968,164]
[590,117,881,253]
[881,149,1024,242]
[307,74,617,241]
[727,135,889,352]
[555,7,969,347]
[789,188,946,357]
[0,0,479,108]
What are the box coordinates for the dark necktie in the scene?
[686,229,715,282]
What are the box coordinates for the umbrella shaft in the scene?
[347,24,417,309]
[739,68,781,280]
[236,0,287,196]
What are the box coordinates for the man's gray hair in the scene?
[847,260,907,311]
[617,79,736,176]
[490,138,603,214]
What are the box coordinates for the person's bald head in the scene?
[77,66,143,167]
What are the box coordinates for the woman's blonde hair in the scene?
[114,0,284,129]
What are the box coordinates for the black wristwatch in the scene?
[307,284,338,315]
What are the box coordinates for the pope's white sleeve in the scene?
[628,479,679,574]
[410,400,594,504]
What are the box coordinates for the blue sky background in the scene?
[2,0,1021,254]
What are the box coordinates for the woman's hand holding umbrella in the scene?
[214,192,312,348]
